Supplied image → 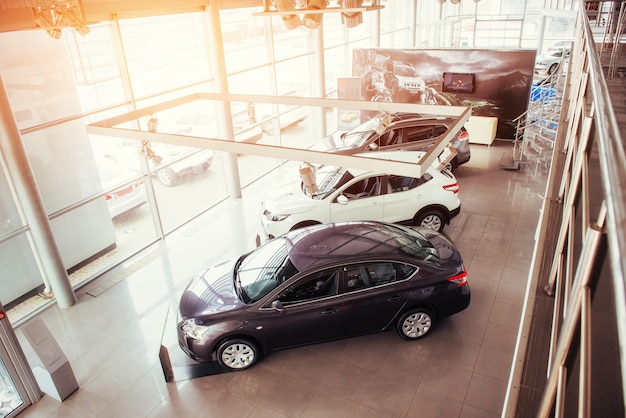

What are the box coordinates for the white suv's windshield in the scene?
[306,167,355,199]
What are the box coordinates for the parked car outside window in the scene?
[534,46,571,75]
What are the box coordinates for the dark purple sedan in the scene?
[177,221,470,371]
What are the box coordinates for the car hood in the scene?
[263,181,318,215]
[178,258,243,320]
[415,227,463,267]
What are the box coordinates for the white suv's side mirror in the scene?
[337,195,349,205]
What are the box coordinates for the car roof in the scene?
[387,112,453,125]
[284,221,420,271]
[326,150,447,178]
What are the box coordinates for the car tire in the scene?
[216,338,258,371]
[157,167,177,187]
[548,63,559,75]
[414,210,445,232]
[396,308,435,340]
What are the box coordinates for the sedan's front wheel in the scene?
[216,339,258,371]
[396,309,435,340]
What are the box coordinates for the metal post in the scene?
[205,2,242,199]
[0,77,76,309]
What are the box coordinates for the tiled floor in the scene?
[16,140,547,418]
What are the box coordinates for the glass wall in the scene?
[0,1,574,318]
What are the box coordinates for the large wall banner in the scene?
[352,48,537,139]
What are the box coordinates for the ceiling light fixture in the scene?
[31,1,90,39]
[256,1,383,30]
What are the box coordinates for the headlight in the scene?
[263,209,290,222]
[181,319,211,340]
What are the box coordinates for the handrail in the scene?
[582,3,626,406]
[503,3,626,416]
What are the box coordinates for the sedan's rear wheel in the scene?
[415,210,445,232]
[396,309,434,340]
[216,339,258,371]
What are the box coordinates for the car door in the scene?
[329,175,385,223]
[382,174,432,222]
[340,262,415,336]
[259,268,345,349]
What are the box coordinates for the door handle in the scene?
[387,295,404,302]
[321,308,338,315]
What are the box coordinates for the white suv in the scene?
[257,152,461,243]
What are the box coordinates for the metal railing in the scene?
[503,3,626,417]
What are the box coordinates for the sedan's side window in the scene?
[279,269,338,305]
[341,263,418,293]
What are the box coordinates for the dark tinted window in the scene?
[405,125,447,142]
[388,174,432,192]
[341,176,382,199]
[379,129,401,146]
[340,262,417,293]
[279,268,338,305]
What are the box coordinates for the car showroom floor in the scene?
[16,140,547,418]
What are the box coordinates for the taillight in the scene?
[448,270,468,287]
[105,193,113,201]
[458,131,469,141]
[443,183,459,194]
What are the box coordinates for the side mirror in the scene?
[336,195,349,205]
[368,142,378,150]
[271,300,286,313]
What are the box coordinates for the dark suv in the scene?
[321,112,471,170]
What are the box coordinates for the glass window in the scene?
[405,125,447,142]
[341,262,417,293]
[221,9,269,73]
[388,174,432,193]
[279,268,339,305]
[119,13,210,99]
[341,176,382,199]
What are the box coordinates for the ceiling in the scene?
[0,0,263,33]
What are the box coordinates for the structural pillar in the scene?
[205,2,242,199]
[0,76,76,309]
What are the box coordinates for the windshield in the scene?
[235,238,299,304]
[341,116,383,147]
[307,167,355,199]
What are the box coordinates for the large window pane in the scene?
[64,24,127,113]
[119,13,210,99]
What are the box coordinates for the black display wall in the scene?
[352,48,537,140]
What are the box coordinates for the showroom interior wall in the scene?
[0,1,578,319]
